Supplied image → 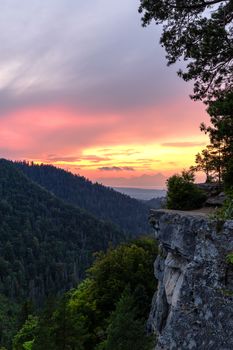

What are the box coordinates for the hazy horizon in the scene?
[113,186,166,201]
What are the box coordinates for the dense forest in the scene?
[0,159,131,347]
[0,159,126,301]
[0,159,155,349]
[15,162,150,236]
[12,238,158,350]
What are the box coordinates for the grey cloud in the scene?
[122,167,135,171]
[99,167,122,171]
[0,0,188,117]
[98,166,135,171]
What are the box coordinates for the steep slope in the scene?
[15,162,150,235]
[149,209,233,349]
[0,159,124,302]
[143,197,165,209]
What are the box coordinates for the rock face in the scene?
[148,209,233,350]
[205,192,226,207]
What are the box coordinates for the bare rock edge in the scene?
[148,209,233,350]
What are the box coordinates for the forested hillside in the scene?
[0,159,125,303]
[13,238,157,350]
[0,159,155,348]
[15,162,150,235]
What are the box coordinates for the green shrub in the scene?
[210,192,233,221]
[166,170,206,210]
[226,252,233,264]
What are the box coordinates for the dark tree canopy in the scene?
[166,170,206,210]
[199,91,233,187]
[139,0,233,101]
[0,159,125,303]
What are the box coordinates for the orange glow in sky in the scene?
[0,102,209,187]
[0,0,211,188]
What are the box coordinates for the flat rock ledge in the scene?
[148,209,233,350]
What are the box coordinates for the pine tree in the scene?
[104,290,154,350]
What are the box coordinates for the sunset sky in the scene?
[0,0,209,188]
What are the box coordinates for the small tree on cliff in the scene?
[166,170,206,210]
[193,143,224,184]
[193,148,215,183]
[200,91,233,188]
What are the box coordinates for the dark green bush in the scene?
[166,170,206,210]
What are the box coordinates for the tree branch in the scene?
[170,0,228,10]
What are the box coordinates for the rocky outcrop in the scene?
[205,192,226,207]
[196,183,225,207]
[196,183,223,197]
[148,209,233,350]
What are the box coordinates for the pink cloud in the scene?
[0,105,119,157]
[0,97,209,173]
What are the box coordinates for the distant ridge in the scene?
[16,162,150,235]
[113,187,166,201]
[97,172,166,188]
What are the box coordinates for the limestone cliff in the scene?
[148,209,233,350]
